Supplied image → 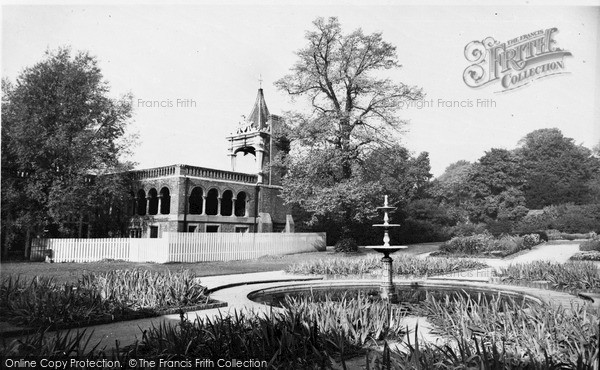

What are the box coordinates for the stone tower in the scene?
[226,88,283,185]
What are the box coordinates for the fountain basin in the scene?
[365,245,407,254]
[248,280,541,307]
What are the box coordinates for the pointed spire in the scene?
[248,88,270,130]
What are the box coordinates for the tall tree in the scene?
[361,146,432,202]
[430,160,473,223]
[464,148,528,224]
[276,18,424,241]
[584,140,600,204]
[1,47,135,257]
[515,128,597,208]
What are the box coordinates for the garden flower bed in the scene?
[0,269,224,333]
[431,232,544,258]
[571,237,600,261]
[493,260,600,293]
[3,291,598,369]
[286,254,487,277]
[571,251,600,261]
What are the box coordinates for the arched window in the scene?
[148,188,158,215]
[235,191,247,217]
[189,187,203,215]
[206,188,219,215]
[221,190,233,216]
[136,189,146,216]
[160,187,171,214]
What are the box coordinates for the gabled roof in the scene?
[248,88,270,130]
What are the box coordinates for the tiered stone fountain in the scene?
[367,195,407,302]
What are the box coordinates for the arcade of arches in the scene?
[132,187,248,218]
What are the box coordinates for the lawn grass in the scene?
[0,242,441,284]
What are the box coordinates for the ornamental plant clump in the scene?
[83,269,209,310]
[420,293,599,368]
[497,261,600,292]
[131,309,357,368]
[439,232,495,254]
[0,269,210,328]
[334,238,359,253]
[283,292,406,346]
[580,237,600,252]
[571,251,600,261]
[286,254,486,277]
[522,233,541,248]
[439,231,543,256]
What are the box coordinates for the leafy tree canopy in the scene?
[276,18,426,240]
[430,161,472,203]
[515,128,598,208]
[1,47,135,254]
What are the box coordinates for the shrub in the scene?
[439,232,494,254]
[397,218,450,243]
[580,237,600,252]
[445,222,487,237]
[553,204,600,233]
[522,233,541,248]
[545,229,562,240]
[491,234,524,255]
[334,237,359,253]
[516,203,600,234]
[515,212,554,234]
[518,230,548,242]
[439,232,541,256]
[535,230,549,242]
[560,232,596,240]
[485,219,514,236]
[571,251,600,261]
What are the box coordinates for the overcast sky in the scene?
[2,1,599,176]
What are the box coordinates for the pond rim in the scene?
[246,280,547,306]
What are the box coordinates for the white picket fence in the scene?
[30,232,326,263]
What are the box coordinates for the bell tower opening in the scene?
[233,149,257,174]
[227,87,281,184]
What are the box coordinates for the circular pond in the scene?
[248,281,541,308]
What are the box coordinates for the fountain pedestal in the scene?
[366,195,407,302]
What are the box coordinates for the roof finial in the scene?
[258,74,263,89]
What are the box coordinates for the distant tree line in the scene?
[420,128,600,241]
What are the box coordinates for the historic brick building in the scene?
[128,88,293,238]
